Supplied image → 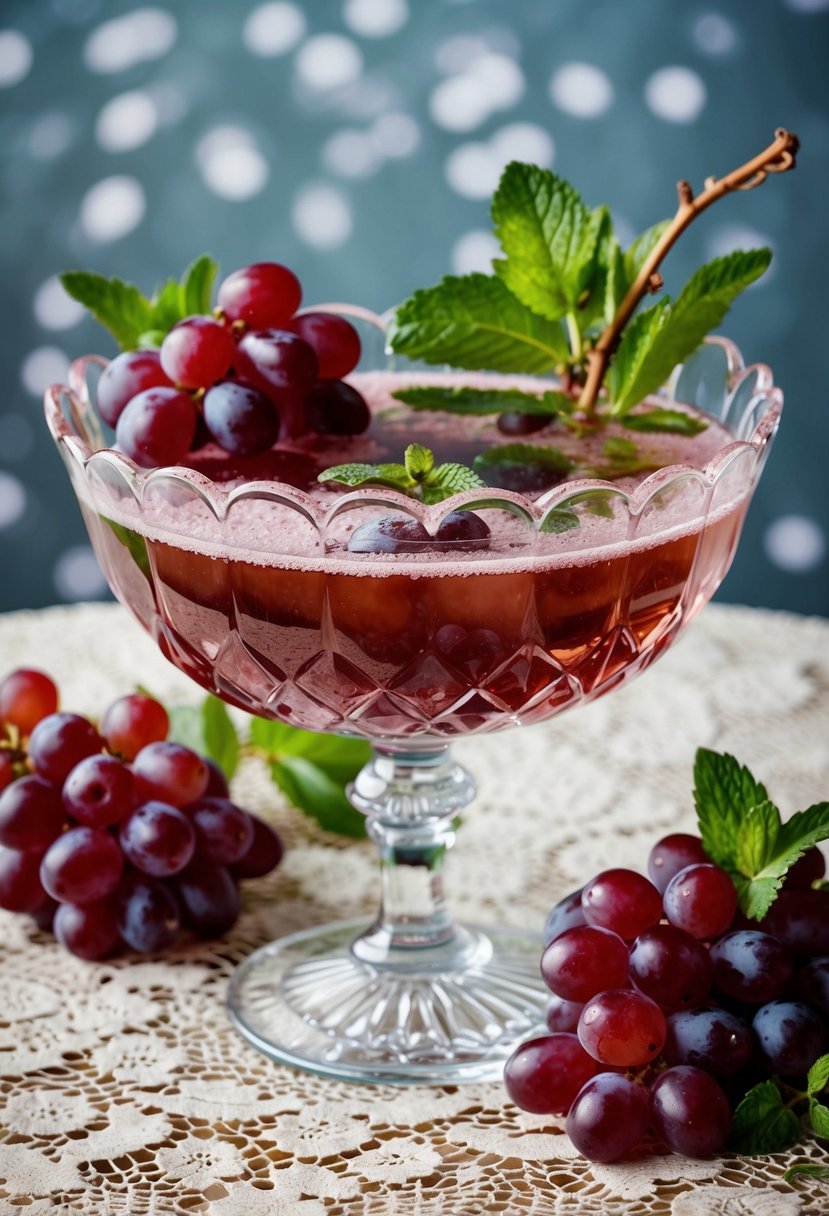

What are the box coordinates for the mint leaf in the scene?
[271,756,366,838]
[60,271,155,351]
[603,438,638,460]
[318,462,410,491]
[621,408,708,436]
[473,443,573,488]
[783,1164,829,1182]
[405,443,434,479]
[810,1100,829,1139]
[775,802,829,859]
[392,385,570,418]
[729,1080,801,1154]
[623,220,671,285]
[541,507,580,534]
[492,163,605,322]
[422,463,486,504]
[101,517,151,579]
[739,801,829,921]
[808,1056,829,1097]
[388,273,570,372]
[694,748,769,870]
[180,253,218,316]
[608,249,772,413]
[734,800,784,876]
[167,695,239,778]
[149,277,185,334]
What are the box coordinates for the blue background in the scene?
[0,0,827,614]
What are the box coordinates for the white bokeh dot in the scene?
[491,123,554,167]
[95,90,158,152]
[0,473,26,531]
[34,276,86,331]
[706,224,775,283]
[21,346,70,397]
[292,183,352,249]
[80,176,146,242]
[549,62,614,119]
[242,2,306,57]
[451,230,500,275]
[445,124,553,200]
[693,13,737,56]
[29,113,73,159]
[0,29,33,87]
[370,112,420,158]
[84,8,177,73]
[0,415,34,461]
[323,128,381,178]
[431,52,523,133]
[196,126,269,201]
[343,0,409,38]
[295,34,363,91]
[644,66,707,124]
[784,0,829,12]
[764,515,826,573]
[54,546,108,602]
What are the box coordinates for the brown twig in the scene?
[577,128,800,415]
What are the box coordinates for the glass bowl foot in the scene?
[227,918,548,1085]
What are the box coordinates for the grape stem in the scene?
[577,128,800,416]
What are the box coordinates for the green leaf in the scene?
[270,756,366,838]
[623,220,671,284]
[136,329,166,349]
[608,249,772,413]
[318,462,410,490]
[60,271,155,351]
[392,385,570,418]
[491,162,605,321]
[101,516,151,580]
[166,704,206,755]
[405,443,434,480]
[541,507,580,534]
[474,444,573,475]
[694,748,769,870]
[775,802,829,859]
[621,408,708,436]
[810,1100,829,1139]
[149,277,185,333]
[202,696,240,779]
[739,801,829,921]
[180,253,218,315]
[734,800,783,876]
[603,437,638,460]
[783,1163,829,1182]
[422,463,486,504]
[388,273,570,373]
[729,1080,801,1154]
[808,1055,829,1097]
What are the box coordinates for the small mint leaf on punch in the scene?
[319,445,485,504]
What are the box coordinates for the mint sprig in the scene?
[319,443,486,504]
[391,384,572,418]
[732,1054,829,1158]
[61,254,218,351]
[694,749,829,920]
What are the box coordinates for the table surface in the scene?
[1,601,828,1216]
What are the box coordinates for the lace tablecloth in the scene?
[1,601,828,1216]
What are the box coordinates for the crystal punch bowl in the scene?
[45,317,781,1085]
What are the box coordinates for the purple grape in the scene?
[234,329,318,403]
[433,511,490,550]
[40,825,124,904]
[119,800,196,877]
[188,797,254,865]
[0,845,48,913]
[710,930,794,1005]
[503,1033,596,1115]
[752,1000,828,1076]
[203,380,280,454]
[228,815,284,879]
[348,515,430,554]
[0,774,68,851]
[28,712,103,786]
[305,380,370,436]
[541,925,630,1002]
[663,863,738,940]
[543,887,586,944]
[115,386,198,469]
[782,846,826,890]
[203,759,230,799]
[173,857,240,937]
[796,955,829,1016]
[117,872,180,952]
[663,1007,754,1076]
[497,412,549,436]
[62,753,135,828]
[650,1066,731,1157]
[647,833,709,895]
[565,1073,650,1162]
[760,888,829,955]
[629,924,713,1011]
[545,995,585,1033]
[54,898,120,960]
[582,868,663,941]
[132,742,209,808]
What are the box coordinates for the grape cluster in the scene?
[99,262,369,468]
[505,835,829,1162]
[0,668,282,959]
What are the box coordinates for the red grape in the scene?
[543,886,586,944]
[663,1007,754,1076]
[663,863,737,940]
[782,846,826,890]
[173,857,240,937]
[116,386,198,468]
[503,1033,596,1114]
[544,995,585,1034]
[497,412,549,437]
[117,871,180,952]
[132,741,209,808]
[40,825,124,904]
[752,1000,828,1076]
[229,814,283,879]
[0,752,14,792]
[647,833,709,895]
[348,515,431,554]
[581,868,662,940]
[541,925,630,1003]
[97,349,172,427]
[650,1066,731,1156]
[0,774,68,851]
[710,930,794,1005]
[565,1073,650,1163]
[63,754,135,828]
[203,381,280,454]
[160,316,235,389]
[203,758,230,799]
[288,312,360,379]
[119,800,196,876]
[235,329,318,395]
[0,668,59,735]
[28,712,103,785]
[188,796,254,865]
[760,888,829,955]
[31,894,58,931]
[54,898,120,960]
[217,262,302,329]
[578,989,666,1066]
[305,380,370,436]
[629,924,713,1011]
[0,845,48,913]
[101,693,169,761]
